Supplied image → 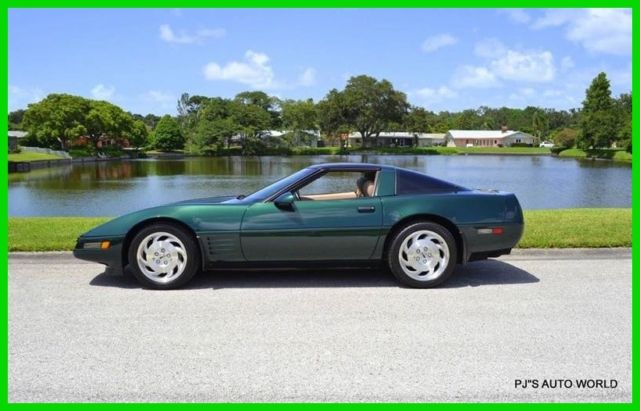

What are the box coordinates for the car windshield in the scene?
[233,168,315,203]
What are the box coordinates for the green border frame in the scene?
[1,4,636,408]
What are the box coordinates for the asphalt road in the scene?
[9,249,631,402]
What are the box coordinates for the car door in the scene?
[240,197,383,261]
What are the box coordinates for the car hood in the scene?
[79,196,243,238]
[172,195,237,205]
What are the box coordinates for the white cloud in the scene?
[414,85,458,101]
[159,24,226,44]
[90,84,115,100]
[298,67,317,86]
[8,85,44,110]
[609,63,632,89]
[143,90,174,103]
[452,66,500,89]
[490,50,555,82]
[560,56,575,72]
[203,50,275,89]
[141,90,176,110]
[499,8,531,24]
[509,87,536,101]
[459,40,557,89]
[421,33,458,53]
[473,38,507,58]
[532,8,631,55]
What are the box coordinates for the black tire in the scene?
[387,222,457,288]
[127,223,200,289]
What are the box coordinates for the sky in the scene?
[8,8,632,115]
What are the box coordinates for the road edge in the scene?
[8,248,632,261]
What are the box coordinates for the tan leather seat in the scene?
[363,180,375,197]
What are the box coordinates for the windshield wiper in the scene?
[236,194,246,200]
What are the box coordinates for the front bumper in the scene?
[73,235,125,275]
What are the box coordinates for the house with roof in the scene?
[444,128,535,147]
[8,130,28,152]
[348,132,446,147]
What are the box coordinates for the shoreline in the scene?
[8,149,631,174]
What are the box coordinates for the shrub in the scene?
[552,128,579,149]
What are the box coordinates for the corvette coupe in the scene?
[74,163,524,289]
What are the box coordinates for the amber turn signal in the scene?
[100,241,111,249]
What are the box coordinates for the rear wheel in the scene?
[388,222,457,288]
[128,223,200,289]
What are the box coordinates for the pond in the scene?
[8,155,631,216]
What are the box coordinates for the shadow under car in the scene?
[89,259,539,290]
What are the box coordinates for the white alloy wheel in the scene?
[398,229,450,281]
[136,231,188,283]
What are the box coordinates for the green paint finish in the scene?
[74,164,524,272]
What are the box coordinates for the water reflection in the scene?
[9,155,631,216]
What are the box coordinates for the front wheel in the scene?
[128,223,200,289]
[388,222,457,288]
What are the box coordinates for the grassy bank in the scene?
[517,208,631,248]
[8,151,65,162]
[557,148,632,162]
[9,217,110,251]
[186,146,550,157]
[8,208,630,252]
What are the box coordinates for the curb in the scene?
[8,248,632,261]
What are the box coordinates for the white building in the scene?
[444,129,535,147]
[348,132,446,147]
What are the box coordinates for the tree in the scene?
[579,72,617,148]
[234,91,281,128]
[614,93,632,150]
[21,94,90,149]
[8,109,26,130]
[188,98,238,151]
[230,101,271,154]
[552,128,579,148]
[318,75,408,147]
[177,93,210,131]
[532,110,549,141]
[281,99,318,146]
[153,115,184,151]
[317,89,347,144]
[126,120,149,149]
[404,106,431,133]
[85,100,134,148]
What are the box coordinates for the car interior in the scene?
[296,171,378,201]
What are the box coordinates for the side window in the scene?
[297,170,378,201]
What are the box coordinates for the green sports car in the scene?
[74,162,524,289]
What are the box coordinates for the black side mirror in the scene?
[274,192,295,210]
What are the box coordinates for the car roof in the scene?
[308,162,395,171]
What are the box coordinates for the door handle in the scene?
[357,206,376,213]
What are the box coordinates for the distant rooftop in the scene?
[8,130,28,138]
[446,130,528,139]
[349,132,445,139]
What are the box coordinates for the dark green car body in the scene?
[74,163,524,275]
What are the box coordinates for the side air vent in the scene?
[204,234,242,261]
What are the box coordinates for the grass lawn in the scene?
[9,217,110,251]
[8,151,65,162]
[558,148,632,162]
[519,208,631,248]
[8,208,631,252]
[557,148,588,158]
